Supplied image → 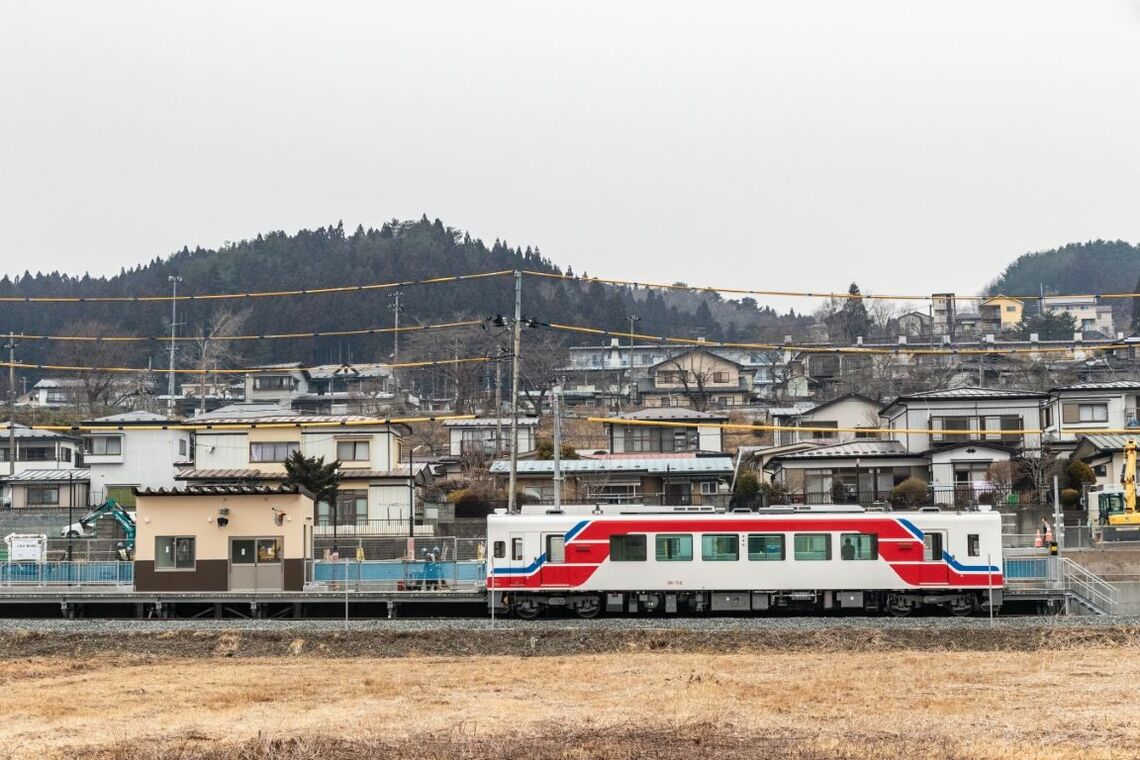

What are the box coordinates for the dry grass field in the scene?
[1,646,1138,759]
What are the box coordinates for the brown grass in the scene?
[1,649,1137,759]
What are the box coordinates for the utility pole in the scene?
[494,347,503,455]
[167,276,182,416]
[508,270,522,514]
[552,383,563,509]
[625,315,641,410]
[389,291,403,404]
[6,331,16,477]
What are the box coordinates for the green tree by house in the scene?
[283,451,342,548]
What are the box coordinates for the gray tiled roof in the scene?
[489,457,734,475]
[894,386,1047,400]
[1,468,90,482]
[1055,381,1140,392]
[771,440,910,459]
[613,408,729,422]
[442,417,539,427]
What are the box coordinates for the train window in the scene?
[493,541,505,559]
[511,538,524,561]
[546,535,565,563]
[656,534,693,561]
[793,534,831,561]
[747,534,785,561]
[701,534,739,561]
[610,534,647,561]
[839,533,878,561]
[967,534,980,557]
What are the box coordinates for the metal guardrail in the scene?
[0,561,133,587]
[308,559,486,592]
[1060,557,1119,615]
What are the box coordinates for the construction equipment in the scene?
[60,499,137,547]
[1092,438,1140,542]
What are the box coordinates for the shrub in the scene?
[891,477,928,508]
[733,471,761,509]
[1060,488,1081,509]
[759,482,789,506]
[1066,460,1096,488]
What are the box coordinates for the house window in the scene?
[336,440,370,462]
[20,446,54,462]
[712,371,730,383]
[253,376,294,391]
[999,415,1023,444]
[839,533,878,560]
[249,441,300,462]
[701,534,739,561]
[87,436,122,456]
[610,534,647,561]
[61,447,72,463]
[1044,406,1054,428]
[1062,403,1108,424]
[810,421,838,440]
[317,490,368,526]
[655,534,693,561]
[26,486,60,506]
[155,536,196,570]
[747,534,785,561]
[794,534,831,561]
[699,481,719,496]
[179,439,187,457]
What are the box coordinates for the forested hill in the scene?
[986,240,1140,299]
[0,217,813,367]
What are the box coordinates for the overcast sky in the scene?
[1,1,1138,300]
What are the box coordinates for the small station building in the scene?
[133,485,315,593]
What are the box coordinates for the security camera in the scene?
[216,516,229,528]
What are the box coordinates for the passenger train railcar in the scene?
[486,510,1004,618]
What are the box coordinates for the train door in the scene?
[540,533,568,587]
[505,532,529,588]
[921,530,949,585]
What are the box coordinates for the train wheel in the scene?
[887,604,911,618]
[512,600,541,620]
[575,595,601,619]
[949,605,973,617]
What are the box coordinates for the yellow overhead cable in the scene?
[0,270,513,304]
[9,319,484,343]
[0,356,492,375]
[24,414,476,432]
[546,322,1131,356]
[588,416,1140,437]
[525,270,1139,302]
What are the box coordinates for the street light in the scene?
[167,276,183,416]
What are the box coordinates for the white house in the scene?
[1042,381,1140,450]
[180,405,428,532]
[1041,295,1115,336]
[82,411,193,506]
[773,393,881,446]
[443,417,538,457]
[606,408,727,454]
[0,423,86,509]
[879,387,1047,455]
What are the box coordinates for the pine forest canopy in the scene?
[0,216,814,370]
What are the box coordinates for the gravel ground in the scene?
[0,615,1138,658]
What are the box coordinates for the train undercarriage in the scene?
[497,588,1000,619]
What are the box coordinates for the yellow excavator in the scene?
[1095,438,1140,541]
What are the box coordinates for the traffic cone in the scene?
[1045,526,1054,544]
[1034,529,1043,548]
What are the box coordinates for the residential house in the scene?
[979,296,1024,333]
[16,377,149,410]
[133,484,313,592]
[178,406,431,533]
[1042,381,1140,451]
[0,423,84,471]
[638,349,750,410]
[489,454,734,507]
[444,417,538,457]
[605,408,727,454]
[242,364,310,405]
[1071,435,1135,492]
[766,440,929,505]
[82,411,193,506]
[771,393,881,446]
[242,363,405,415]
[879,387,1046,455]
[1041,296,1114,336]
[898,311,933,338]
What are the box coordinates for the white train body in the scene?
[486,510,1003,617]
